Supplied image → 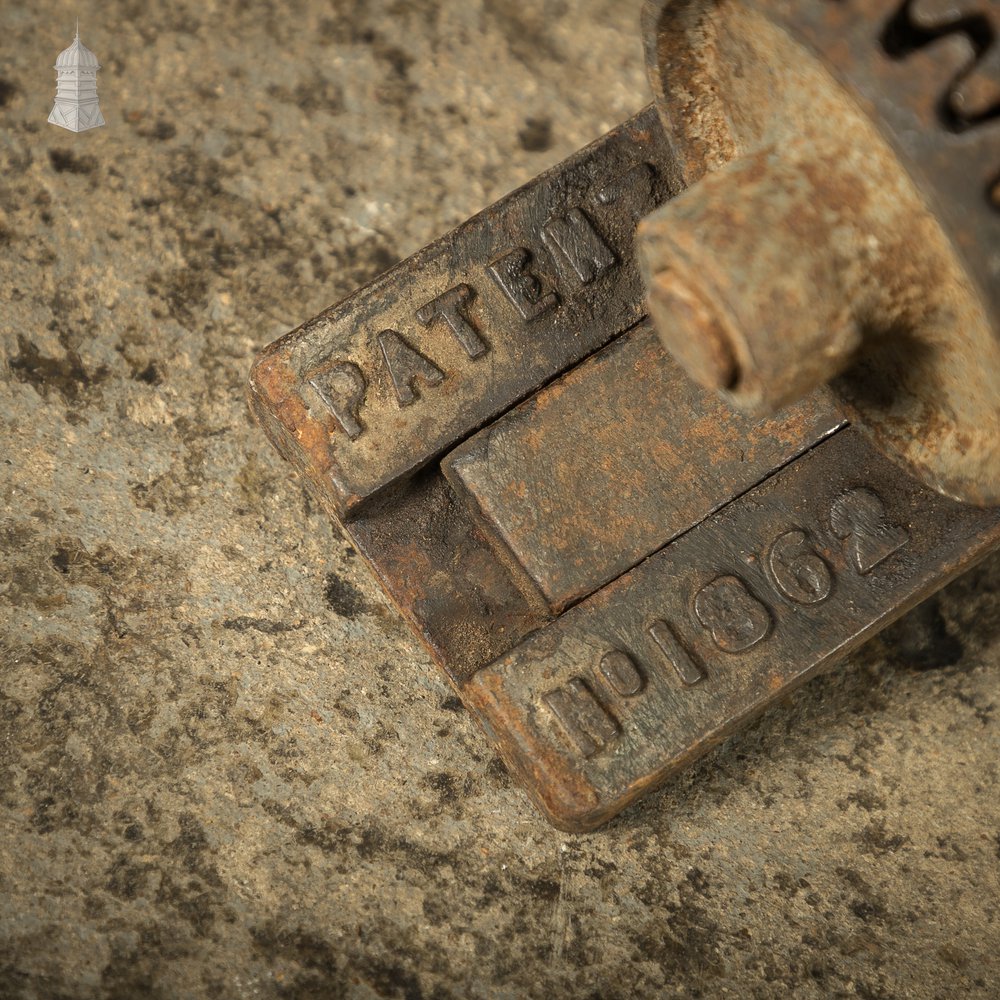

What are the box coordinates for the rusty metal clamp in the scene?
[249,0,1000,830]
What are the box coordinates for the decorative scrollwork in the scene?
[887,0,999,125]
[826,0,998,208]
[883,0,999,206]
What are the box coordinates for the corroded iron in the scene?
[640,0,1000,504]
[250,111,673,521]
[250,2,1000,830]
[465,429,1000,830]
[442,321,846,614]
[250,107,677,682]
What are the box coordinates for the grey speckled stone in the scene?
[1,2,999,998]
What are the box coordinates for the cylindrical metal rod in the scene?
[639,146,869,414]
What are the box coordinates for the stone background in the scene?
[1,1,999,997]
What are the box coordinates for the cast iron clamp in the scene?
[249,0,1000,830]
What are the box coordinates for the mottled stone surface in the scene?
[1,2,999,998]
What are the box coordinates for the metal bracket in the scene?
[250,106,1000,830]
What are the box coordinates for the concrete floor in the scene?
[1,1,999,997]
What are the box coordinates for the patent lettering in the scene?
[541,207,616,285]
[765,529,833,604]
[309,362,367,440]
[648,620,705,685]
[377,330,444,406]
[487,248,559,321]
[695,575,772,653]
[596,162,658,219]
[830,488,908,574]
[598,650,644,697]
[543,678,618,758]
[416,283,487,359]
[307,163,662,431]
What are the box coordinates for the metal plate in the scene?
[462,428,1000,831]
[759,0,1000,317]
[249,105,675,520]
[252,104,1000,829]
[444,320,845,613]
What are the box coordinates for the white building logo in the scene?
[48,23,106,133]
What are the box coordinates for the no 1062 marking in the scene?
[544,487,909,758]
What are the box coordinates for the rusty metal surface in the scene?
[790,0,1000,312]
[250,5,1000,830]
[345,469,552,685]
[909,0,1000,120]
[444,319,846,613]
[248,105,675,520]
[249,109,683,687]
[639,0,1000,505]
[650,0,1000,313]
[462,428,1000,831]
